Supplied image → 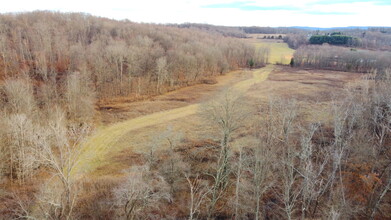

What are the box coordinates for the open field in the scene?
[72,66,274,177]
[73,65,362,178]
[257,42,295,64]
[95,38,293,125]
[244,38,295,65]
[246,66,363,122]
[97,69,250,124]
[73,36,360,187]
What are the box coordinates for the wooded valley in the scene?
[0,11,391,220]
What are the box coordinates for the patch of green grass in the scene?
[255,42,295,65]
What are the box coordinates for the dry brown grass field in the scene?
[80,65,362,178]
[76,39,362,179]
[72,66,273,177]
[64,65,364,219]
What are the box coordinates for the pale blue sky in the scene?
[0,0,390,27]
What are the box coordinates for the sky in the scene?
[0,0,390,27]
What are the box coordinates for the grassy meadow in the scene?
[245,35,295,65]
[258,41,295,64]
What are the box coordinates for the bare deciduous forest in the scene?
[293,45,391,73]
[0,11,260,99]
[0,11,391,220]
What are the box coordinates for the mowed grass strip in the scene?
[71,104,199,177]
[71,66,275,177]
[255,42,295,65]
[233,65,274,91]
[244,37,295,65]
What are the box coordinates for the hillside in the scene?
[0,11,259,100]
[1,11,391,220]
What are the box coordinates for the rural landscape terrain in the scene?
[0,10,391,220]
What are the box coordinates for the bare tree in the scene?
[267,98,300,220]
[369,168,391,220]
[2,77,36,115]
[65,72,96,124]
[158,126,187,194]
[6,114,39,184]
[185,173,210,220]
[1,78,40,184]
[366,73,391,219]
[251,141,274,220]
[113,165,171,220]
[145,130,168,170]
[297,123,330,218]
[156,56,168,94]
[201,89,248,219]
[233,146,244,220]
[35,107,91,220]
[104,41,128,95]
[280,144,301,220]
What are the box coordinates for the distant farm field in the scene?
[256,41,295,64]
[244,37,295,65]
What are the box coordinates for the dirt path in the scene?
[71,65,275,177]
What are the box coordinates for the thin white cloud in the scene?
[0,0,389,27]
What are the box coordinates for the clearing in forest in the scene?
[256,42,295,65]
[244,37,295,65]
[244,34,295,65]
[71,66,275,177]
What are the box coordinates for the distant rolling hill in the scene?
[290,26,372,30]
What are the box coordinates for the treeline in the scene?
[293,45,391,73]
[368,27,391,34]
[0,11,260,99]
[284,28,391,51]
[351,31,391,51]
[171,23,247,38]
[309,34,354,45]
[240,26,305,34]
[173,24,308,37]
[171,24,391,51]
[320,30,391,50]
[326,28,391,50]
[283,34,308,49]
